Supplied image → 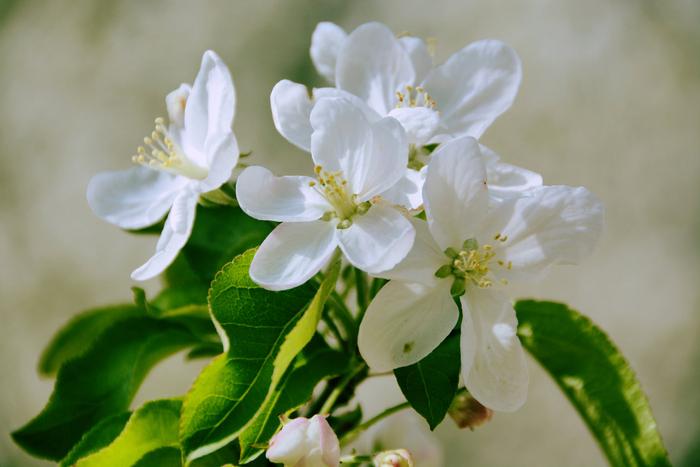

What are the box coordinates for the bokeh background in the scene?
[1,0,699,465]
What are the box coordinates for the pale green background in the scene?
[1,1,699,466]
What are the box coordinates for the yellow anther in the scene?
[494,233,501,240]
[308,181,316,187]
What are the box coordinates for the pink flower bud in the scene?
[266,415,340,467]
[373,449,414,466]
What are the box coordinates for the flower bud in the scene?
[266,415,340,467]
[373,449,414,467]
[448,391,493,430]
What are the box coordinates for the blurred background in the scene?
[1,0,699,465]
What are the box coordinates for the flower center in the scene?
[435,235,512,296]
[395,85,436,109]
[311,166,370,229]
[132,118,207,180]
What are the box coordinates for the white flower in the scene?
[358,136,603,411]
[266,415,340,467]
[87,50,238,281]
[236,97,415,291]
[270,22,535,209]
[373,449,414,467]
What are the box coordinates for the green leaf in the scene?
[131,447,182,467]
[12,317,198,460]
[73,399,181,467]
[515,300,670,467]
[166,205,273,285]
[238,337,350,463]
[38,305,143,376]
[394,334,460,430]
[60,412,131,466]
[179,249,339,463]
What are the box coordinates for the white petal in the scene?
[271,81,384,153]
[423,40,521,140]
[183,50,235,167]
[480,185,604,280]
[87,166,185,230]
[250,221,338,291]
[400,36,433,84]
[423,136,489,250]
[309,415,340,467]
[198,131,239,192]
[388,107,440,146]
[236,166,329,222]
[488,161,543,198]
[270,80,315,152]
[461,289,528,412]
[310,22,347,83]
[380,167,425,210]
[338,204,415,275]
[358,280,457,371]
[165,83,191,128]
[480,144,543,198]
[310,97,407,199]
[335,22,415,115]
[377,217,445,285]
[131,190,198,281]
[266,418,309,465]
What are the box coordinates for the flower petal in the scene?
[131,190,198,281]
[310,97,407,199]
[266,418,309,465]
[198,131,239,192]
[480,144,543,198]
[270,80,315,152]
[335,22,415,115]
[380,167,425,210]
[488,161,543,198]
[377,217,444,285]
[338,204,415,275]
[358,279,457,371]
[250,221,338,291]
[310,22,347,83]
[479,185,604,280]
[310,415,340,467]
[236,166,329,222]
[270,80,380,152]
[165,83,191,128]
[388,106,440,146]
[87,166,185,230]
[400,36,433,84]
[461,288,528,412]
[183,50,235,167]
[423,136,489,250]
[423,40,521,140]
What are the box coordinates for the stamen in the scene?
[394,84,437,109]
[132,117,207,180]
[313,165,362,226]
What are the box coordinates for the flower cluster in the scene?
[86,20,603,466]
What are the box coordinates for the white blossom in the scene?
[358,136,603,411]
[237,97,415,291]
[270,22,537,209]
[87,50,238,280]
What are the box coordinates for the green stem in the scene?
[339,401,411,447]
[322,313,346,350]
[319,363,367,415]
[354,268,369,321]
[329,291,357,345]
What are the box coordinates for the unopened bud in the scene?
[373,449,414,467]
[448,391,493,430]
[266,415,340,466]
